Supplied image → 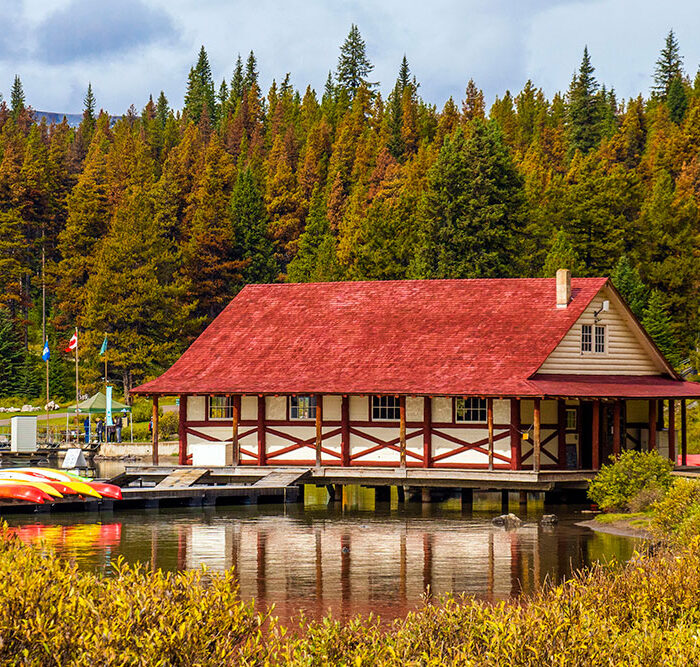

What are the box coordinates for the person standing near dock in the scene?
[115,412,124,443]
[83,415,90,443]
[95,417,104,444]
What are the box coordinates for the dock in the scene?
[0,465,596,514]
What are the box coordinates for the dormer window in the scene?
[581,324,605,353]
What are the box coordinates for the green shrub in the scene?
[588,450,674,511]
[130,397,162,423]
[652,477,700,536]
[627,484,665,513]
[159,411,178,438]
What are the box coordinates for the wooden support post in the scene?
[668,399,676,464]
[501,490,509,514]
[399,396,407,468]
[257,396,266,466]
[341,396,350,467]
[232,395,241,466]
[421,487,431,504]
[487,398,494,471]
[151,396,159,465]
[533,398,541,473]
[461,487,473,511]
[423,396,432,468]
[613,400,621,458]
[592,400,600,470]
[682,399,687,466]
[557,399,566,470]
[178,394,187,465]
[519,491,528,507]
[510,398,521,470]
[315,394,323,467]
[648,399,657,451]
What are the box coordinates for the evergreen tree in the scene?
[642,289,680,366]
[462,79,485,121]
[10,75,24,121]
[411,122,524,279]
[184,46,216,123]
[155,91,169,127]
[83,83,96,126]
[567,47,601,154]
[230,168,278,288]
[230,54,244,103]
[666,76,688,124]
[653,30,683,99]
[287,185,338,282]
[335,24,375,97]
[0,308,24,397]
[611,255,648,319]
[398,55,411,90]
[244,51,258,89]
[542,227,585,276]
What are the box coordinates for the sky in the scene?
[2,0,700,115]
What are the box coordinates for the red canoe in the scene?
[88,482,122,500]
[0,484,48,504]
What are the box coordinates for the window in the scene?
[372,396,400,420]
[566,408,577,430]
[594,325,605,353]
[290,395,316,420]
[581,324,605,353]
[455,397,487,423]
[581,324,592,352]
[209,395,232,420]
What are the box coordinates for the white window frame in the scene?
[371,396,400,421]
[594,324,606,353]
[566,408,577,430]
[455,397,487,423]
[209,395,232,420]
[581,324,592,353]
[290,395,316,420]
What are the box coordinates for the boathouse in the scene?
[133,270,700,472]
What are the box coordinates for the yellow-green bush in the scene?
[652,476,700,537]
[5,521,700,665]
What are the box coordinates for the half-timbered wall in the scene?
[538,286,666,375]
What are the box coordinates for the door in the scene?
[580,402,593,469]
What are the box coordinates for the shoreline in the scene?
[577,517,651,540]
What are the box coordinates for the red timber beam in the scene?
[151,395,159,465]
[557,399,566,470]
[533,398,541,473]
[232,395,241,466]
[487,398,494,471]
[257,395,266,465]
[510,398,521,471]
[178,394,187,465]
[668,399,676,464]
[613,400,621,458]
[341,396,350,467]
[399,396,407,468]
[592,400,600,470]
[423,397,432,468]
[648,399,657,451]
[315,394,323,467]
[681,399,687,466]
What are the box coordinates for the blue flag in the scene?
[99,336,108,355]
[42,340,50,362]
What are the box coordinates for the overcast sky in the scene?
[3,0,700,114]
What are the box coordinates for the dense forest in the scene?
[0,27,697,400]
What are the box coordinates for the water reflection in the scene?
[5,489,639,624]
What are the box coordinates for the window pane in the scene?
[372,396,399,420]
[581,325,592,352]
[455,398,487,423]
[595,326,605,353]
[290,395,316,420]
[566,409,577,430]
[209,395,231,419]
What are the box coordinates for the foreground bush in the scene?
[652,477,700,539]
[5,523,700,665]
[588,450,673,511]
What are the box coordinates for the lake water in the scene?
[4,485,639,624]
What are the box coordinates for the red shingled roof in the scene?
[133,278,700,398]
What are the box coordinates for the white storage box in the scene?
[10,416,37,452]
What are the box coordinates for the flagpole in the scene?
[45,357,49,443]
[74,327,79,442]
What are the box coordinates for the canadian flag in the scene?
[65,330,78,352]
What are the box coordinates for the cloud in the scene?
[34,0,179,64]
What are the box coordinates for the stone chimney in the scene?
[556,268,571,308]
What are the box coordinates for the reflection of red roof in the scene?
[132,278,699,398]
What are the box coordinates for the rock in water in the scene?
[541,514,558,525]
[492,513,522,529]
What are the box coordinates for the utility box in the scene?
[10,416,37,452]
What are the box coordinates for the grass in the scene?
[594,511,648,524]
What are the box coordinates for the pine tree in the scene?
[567,47,601,154]
[83,83,96,128]
[335,24,376,97]
[230,54,244,103]
[287,185,338,282]
[0,210,26,317]
[666,76,688,124]
[610,255,648,319]
[398,55,411,90]
[10,75,24,121]
[653,30,683,99]
[0,308,24,397]
[642,290,680,366]
[184,46,216,123]
[155,91,169,127]
[462,79,485,121]
[230,168,278,288]
[411,122,525,279]
[244,51,258,89]
[542,227,585,276]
